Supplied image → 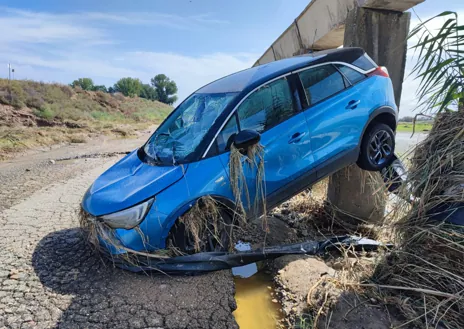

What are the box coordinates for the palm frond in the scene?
[409,11,463,113]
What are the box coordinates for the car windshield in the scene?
[144,92,238,164]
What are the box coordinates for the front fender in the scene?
[359,106,398,143]
[158,194,236,249]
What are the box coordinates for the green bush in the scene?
[113,93,125,101]
[25,94,45,109]
[34,106,56,120]
[53,103,90,121]
[0,80,27,108]
[91,111,123,121]
[71,78,94,91]
[0,78,172,126]
[113,77,143,97]
[43,85,71,104]
[58,84,74,98]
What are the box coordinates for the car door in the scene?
[215,76,314,210]
[297,64,369,170]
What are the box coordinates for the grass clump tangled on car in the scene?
[79,47,398,267]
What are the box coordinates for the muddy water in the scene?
[232,242,282,329]
[233,272,282,329]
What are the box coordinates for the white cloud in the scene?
[0,7,229,46]
[0,9,106,45]
[1,51,256,103]
[126,52,256,99]
[82,12,230,27]
[0,7,254,105]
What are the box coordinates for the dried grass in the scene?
[285,112,464,328]
[78,207,172,270]
[372,111,464,328]
[229,143,267,230]
[179,195,227,253]
[229,144,250,222]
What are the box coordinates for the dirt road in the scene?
[0,132,238,329]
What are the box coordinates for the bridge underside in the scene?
[254,0,424,67]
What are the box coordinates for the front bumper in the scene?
[78,206,169,256]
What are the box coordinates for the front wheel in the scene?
[167,208,234,254]
[357,123,395,171]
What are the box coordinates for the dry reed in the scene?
[373,111,464,328]
[229,143,267,230]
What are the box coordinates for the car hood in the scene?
[82,150,186,216]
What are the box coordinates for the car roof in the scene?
[196,47,365,94]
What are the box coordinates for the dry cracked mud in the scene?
[0,134,238,329]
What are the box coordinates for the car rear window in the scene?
[336,64,366,84]
[351,54,376,71]
[298,65,346,105]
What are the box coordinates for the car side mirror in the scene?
[233,130,260,150]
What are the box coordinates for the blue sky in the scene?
[0,0,463,116]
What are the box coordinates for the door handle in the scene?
[346,100,360,110]
[288,132,306,144]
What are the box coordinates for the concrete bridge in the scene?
[254,0,424,106]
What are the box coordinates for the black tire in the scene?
[357,123,395,171]
[167,208,234,254]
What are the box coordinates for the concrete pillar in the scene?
[327,165,386,223]
[344,7,410,107]
[327,6,410,223]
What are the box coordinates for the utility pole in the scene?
[7,63,11,103]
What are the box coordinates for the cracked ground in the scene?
[0,135,238,329]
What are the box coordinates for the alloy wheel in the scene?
[368,130,393,166]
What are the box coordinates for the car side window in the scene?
[299,65,346,106]
[216,114,239,153]
[336,64,366,84]
[237,77,294,134]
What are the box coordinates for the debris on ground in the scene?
[229,143,266,226]
[274,111,464,329]
[372,111,464,328]
[179,196,226,252]
[272,253,406,329]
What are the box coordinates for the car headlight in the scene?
[99,198,154,229]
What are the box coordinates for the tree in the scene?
[410,11,463,113]
[71,78,94,91]
[92,85,108,92]
[140,84,158,101]
[151,74,178,105]
[113,78,143,97]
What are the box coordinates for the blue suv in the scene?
[82,47,397,256]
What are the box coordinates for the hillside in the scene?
[0,79,172,159]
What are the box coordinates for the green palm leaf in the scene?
[409,11,463,113]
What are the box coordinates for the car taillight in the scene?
[368,66,389,78]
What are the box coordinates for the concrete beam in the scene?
[344,6,410,107]
[272,22,304,61]
[253,0,424,67]
[296,0,356,49]
[357,0,425,12]
[256,47,276,66]
[254,0,357,66]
